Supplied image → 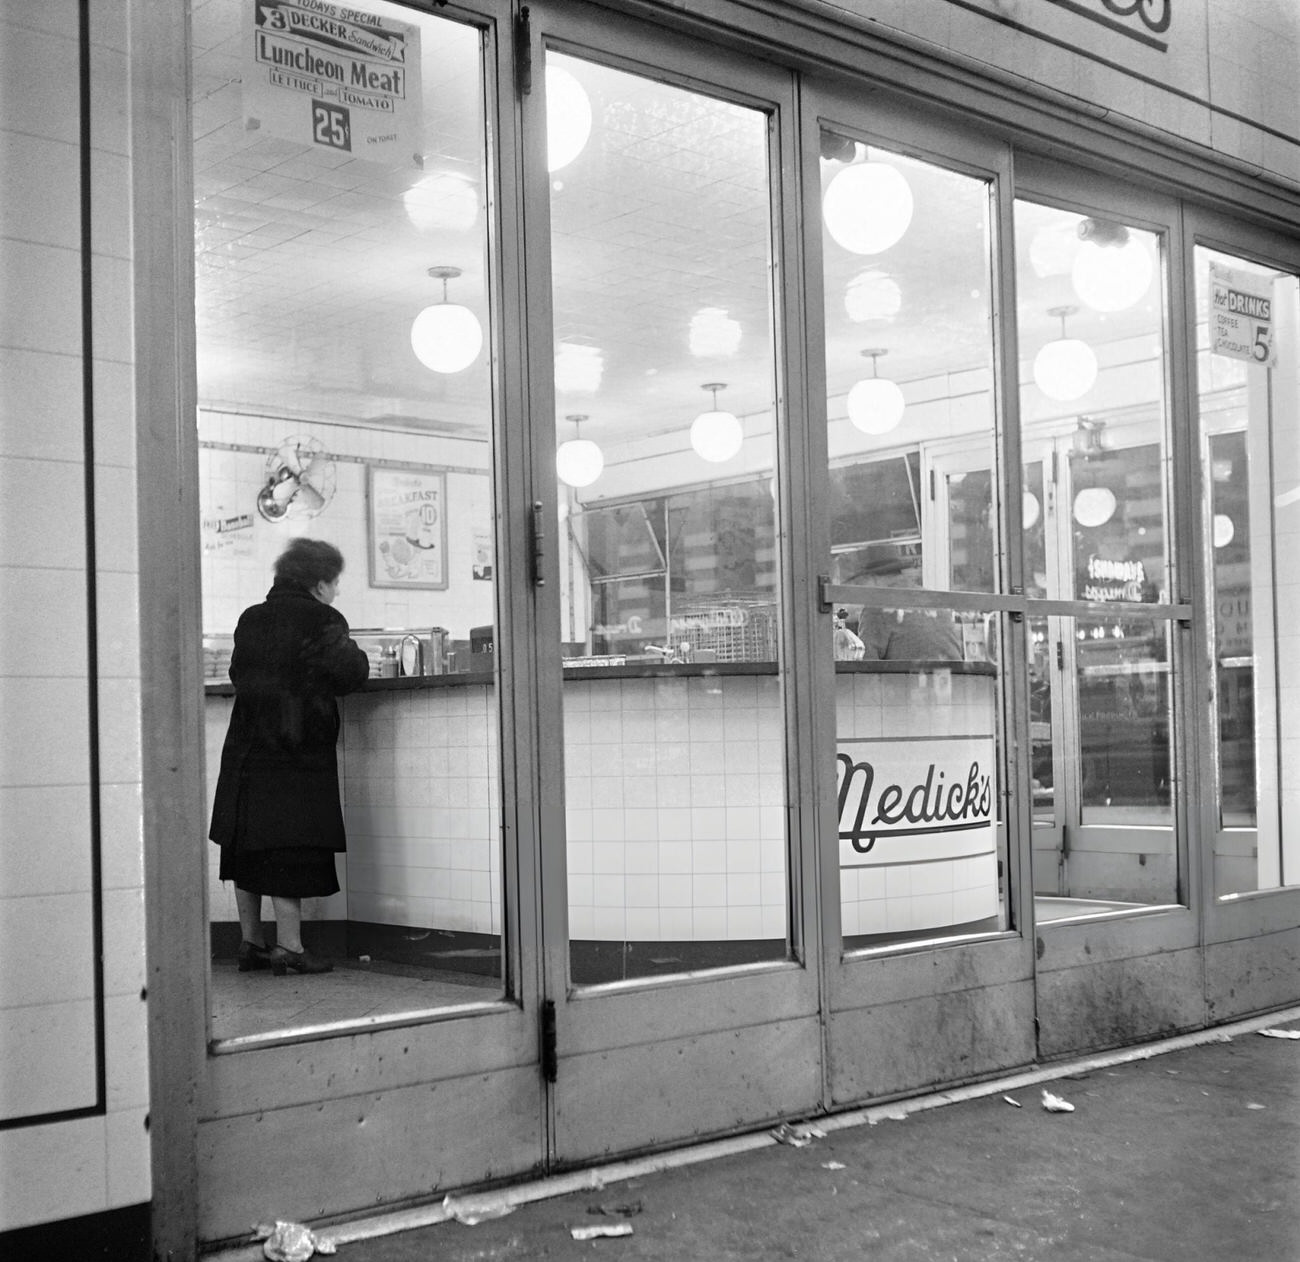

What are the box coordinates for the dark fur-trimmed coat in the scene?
[209,581,370,854]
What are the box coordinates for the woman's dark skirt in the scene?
[219,843,340,897]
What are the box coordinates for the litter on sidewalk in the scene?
[571,1222,634,1240]
[253,1221,337,1261]
[1041,1089,1075,1113]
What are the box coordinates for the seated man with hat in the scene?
[846,544,963,663]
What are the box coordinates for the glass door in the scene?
[521,3,821,1165]
[805,79,1037,1108]
[1013,197,1184,926]
[189,1,547,1243]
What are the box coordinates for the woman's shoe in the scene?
[269,945,333,976]
[237,940,272,972]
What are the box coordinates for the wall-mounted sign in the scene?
[837,732,999,936]
[242,0,422,168]
[367,465,447,589]
[1045,0,1170,50]
[1209,261,1278,367]
[201,507,255,557]
[1081,554,1146,603]
[837,734,995,863]
[472,526,493,581]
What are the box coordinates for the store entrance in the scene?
[939,423,1175,919]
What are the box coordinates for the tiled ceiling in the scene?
[191,0,1167,461]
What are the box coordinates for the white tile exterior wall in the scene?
[0,0,150,1233]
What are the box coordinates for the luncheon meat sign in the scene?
[837,735,995,865]
[243,0,422,167]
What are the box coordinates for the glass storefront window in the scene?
[193,1,505,1040]
[821,134,1008,949]
[546,53,788,984]
[1194,247,1300,897]
[1014,199,1179,919]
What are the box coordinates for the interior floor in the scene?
[209,957,500,1043]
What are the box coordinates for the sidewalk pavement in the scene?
[244,1007,1300,1262]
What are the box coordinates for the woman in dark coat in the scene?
[209,538,370,975]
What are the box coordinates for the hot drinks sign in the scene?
[837,735,996,871]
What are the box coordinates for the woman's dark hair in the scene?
[274,538,344,589]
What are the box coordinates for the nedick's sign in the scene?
[837,736,995,864]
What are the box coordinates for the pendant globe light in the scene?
[846,349,906,435]
[1032,305,1097,402]
[546,63,592,173]
[822,160,914,255]
[690,383,744,463]
[556,414,603,488]
[1072,219,1153,313]
[410,265,483,374]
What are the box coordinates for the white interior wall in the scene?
[199,410,493,637]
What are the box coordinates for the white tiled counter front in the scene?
[561,671,788,945]
[205,662,999,948]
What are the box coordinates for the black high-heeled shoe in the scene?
[269,945,333,975]
[237,940,272,972]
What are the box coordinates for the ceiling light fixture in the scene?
[689,307,743,358]
[690,383,744,463]
[555,341,604,394]
[844,269,902,322]
[556,414,604,488]
[410,265,483,374]
[1072,486,1117,528]
[402,171,479,234]
[1072,218,1153,312]
[1032,305,1097,402]
[846,349,906,435]
[822,159,914,255]
[546,64,592,173]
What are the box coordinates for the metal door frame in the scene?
[799,72,1039,1108]
[518,0,823,1167]
[137,1,556,1247]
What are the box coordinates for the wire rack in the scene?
[670,593,779,662]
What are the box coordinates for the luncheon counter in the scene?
[204,660,1001,971]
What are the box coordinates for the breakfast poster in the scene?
[367,465,447,589]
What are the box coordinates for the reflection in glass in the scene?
[547,55,788,984]
[1015,201,1177,920]
[1195,248,1300,897]
[193,3,504,1041]
[821,130,1007,949]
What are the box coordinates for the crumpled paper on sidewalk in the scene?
[1041,1089,1075,1113]
[253,1221,337,1261]
[769,1121,827,1147]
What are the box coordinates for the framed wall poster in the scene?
[367,465,448,589]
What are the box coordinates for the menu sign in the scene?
[367,465,447,589]
[1209,261,1277,367]
[837,735,996,866]
[243,0,422,168]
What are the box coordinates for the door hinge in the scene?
[530,499,546,587]
[541,998,557,1083]
[516,6,533,97]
